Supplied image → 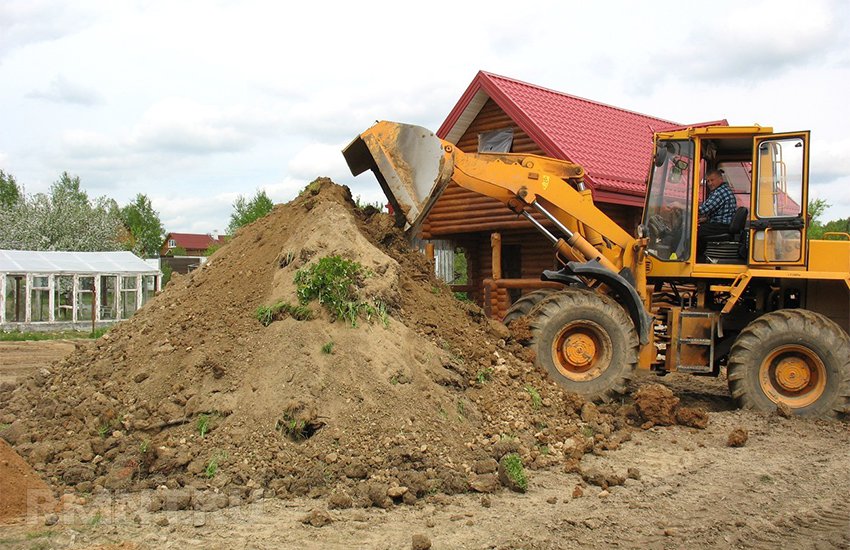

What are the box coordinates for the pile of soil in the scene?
[0,179,693,508]
[0,439,55,523]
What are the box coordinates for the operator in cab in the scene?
[697,169,737,255]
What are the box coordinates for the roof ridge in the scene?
[479,70,678,126]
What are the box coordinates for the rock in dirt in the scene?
[411,533,432,550]
[727,427,749,447]
[327,491,353,510]
[676,406,709,429]
[633,384,680,426]
[469,473,500,493]
[776,402,793,418]
[580,467,625,489]
[301,508,333,527]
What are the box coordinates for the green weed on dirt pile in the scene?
[500,452,528,492]
[294,255,388,327]
[256,301,314,326]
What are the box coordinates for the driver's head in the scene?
[706,169,724,191]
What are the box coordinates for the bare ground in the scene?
[1,342,848,550]
[0,340,78,385]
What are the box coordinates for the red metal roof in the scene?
[165,232,223,250]
[438,71,726,206]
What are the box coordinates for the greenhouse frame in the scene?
[1,250,161,331]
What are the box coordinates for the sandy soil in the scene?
[1,364,848,549]
[0,340,77,385]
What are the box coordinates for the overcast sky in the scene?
[1,0,849,234]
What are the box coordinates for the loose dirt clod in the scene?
[727,428,749,447]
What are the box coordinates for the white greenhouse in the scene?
[1,250,161,331]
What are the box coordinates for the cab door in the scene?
[748,132,810,266]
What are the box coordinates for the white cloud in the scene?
[2,0,850,230]
[26,74,103,106]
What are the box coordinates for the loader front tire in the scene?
[529,289,638,402]
[503,289,558,325]
[727,309,850,418]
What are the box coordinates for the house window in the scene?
[54,276,74,322]
[478,128,514,153]
[77,276,95,322]
[31,276,50,322]
[5,275,25,323]
[121,276,138,319]
[142,275,157,305]
[168,239,176,248]
[100,276,117,320]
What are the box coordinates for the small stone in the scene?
[133,372,149,383]
[598,490,610,498]
[301,508,333,527]
[155,516,169,527]
[193,514,206,528]
[469,473,500,494]
[425,518,436,528]
[326,452,338,463]
[480,496,491,508]
[776,402,793,418]
[727,427,748,448]
[387,486,409,499]
[411,533,432,550]
[584,518,601,530]
[664,528,676,536]
[572,485,584,498]
[546,496,557,504]
[627,467,641,480]
[327,491,353,510]
[44,514,59,526]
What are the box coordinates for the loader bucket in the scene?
[343,121,454,230]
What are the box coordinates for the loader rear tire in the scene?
[529,289,638,403]
[503,289,558,325]
[727,309,850,418]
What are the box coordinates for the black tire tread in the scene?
[502,289,559,325]
[528,289,638,403]
[727,309,850,418]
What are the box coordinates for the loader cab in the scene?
[643,126,810,271]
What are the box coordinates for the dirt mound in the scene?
[632,383,709,429]
[0,439,55,523]
[0,179,636,506]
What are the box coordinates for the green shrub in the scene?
[256,301,314,326]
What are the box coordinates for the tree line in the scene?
[0,170,273,257]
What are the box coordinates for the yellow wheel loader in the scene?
[343,121,850,418]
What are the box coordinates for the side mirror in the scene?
[654,143,669,167]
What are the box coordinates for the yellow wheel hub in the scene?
[774,357,811,392]
[563,333,596,367]
[550,321,612,382]
[759,344,826,409]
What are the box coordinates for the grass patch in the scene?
[0,329,105,342]
[25,530,57,540]
[456,399,466,419]
[205,451,226,478]
[524,385,542,409]
[321,341,335,354]
[500,453,528,492]
[256,301,314,326]
[476,367,493,384]
[294,255,388,327]
[197,413,216,438]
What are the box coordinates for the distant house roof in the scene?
[164,232,224,251]
[438,71,727,206]
[0,250,158,274]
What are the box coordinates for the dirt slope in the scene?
[0,180,638,506]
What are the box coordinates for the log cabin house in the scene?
[422,71,725,318]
